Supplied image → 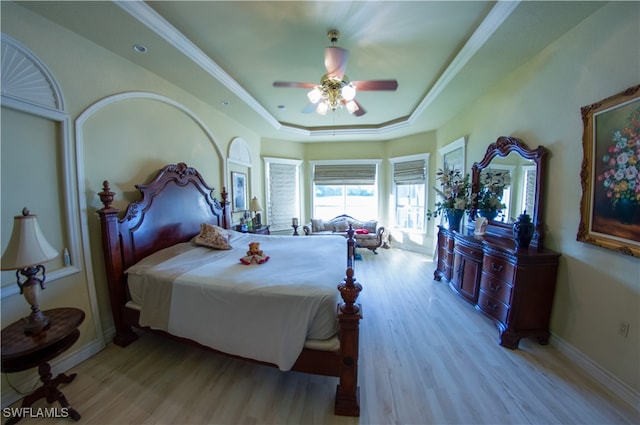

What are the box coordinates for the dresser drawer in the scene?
[480,272,513,304]
[454,243,482,261]
[482,255,515,281]
[477,291,509,324]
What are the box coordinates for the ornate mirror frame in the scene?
[471,137,548,248]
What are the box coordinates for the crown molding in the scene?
[115,0,518,139]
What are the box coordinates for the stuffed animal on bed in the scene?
[240,241,270,265]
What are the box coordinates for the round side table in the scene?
[1,308,85,424]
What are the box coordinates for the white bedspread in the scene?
[126,231,346,370]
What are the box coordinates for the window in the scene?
[390,154,429,232]
[521,165,537,216]
[311,161,379,219]
[264,157,301,231]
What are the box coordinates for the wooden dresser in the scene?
[434,225,560,349]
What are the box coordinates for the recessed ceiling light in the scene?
[277,105,286,110]
[132,44,147,53]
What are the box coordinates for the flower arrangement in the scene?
[428,167,472,219]
[597,108,640,208]
[477,169,511,218]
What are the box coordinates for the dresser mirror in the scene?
[471,137,548,248]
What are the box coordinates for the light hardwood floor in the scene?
[4,247,638,424]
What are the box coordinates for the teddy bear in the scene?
[240,241,270,265]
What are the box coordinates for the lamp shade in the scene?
[1,209,59,270]
[250,197,262,212]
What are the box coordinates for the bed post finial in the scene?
[96,181,138,347]
[335,265,362,416]
[98,180,115,209]
[220,186,232,229]
[338,267,362,314]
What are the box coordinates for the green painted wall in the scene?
[436,1,640,393]
[1,0,637,406]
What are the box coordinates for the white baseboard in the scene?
[1,339,105,408]
[103,325,116,345]
[550,332,640,412]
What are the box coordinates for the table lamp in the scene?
[250,196,262,226]
[1,208,59,334]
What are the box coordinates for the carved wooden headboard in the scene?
[96,163,231,343]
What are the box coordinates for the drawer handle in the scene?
[490,262,503,272]
[489,283,501,292]
[486,301,498,311]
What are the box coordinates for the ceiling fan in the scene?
[273,29,398,117]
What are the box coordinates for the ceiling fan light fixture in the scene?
[273,29,397,118]
[307,87,323,104]
[345,100,359,114]
[341,83,356,101]
[316,102,329,115]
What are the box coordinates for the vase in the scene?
[513,212,534,250]
[446,209,464,232]
[479,209,498,221]
[614,198,638,225]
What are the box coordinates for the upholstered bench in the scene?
[303,214,385,253]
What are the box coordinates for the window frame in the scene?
[389,153,430,234]
[310,159,381,220]
[263,157,302,232]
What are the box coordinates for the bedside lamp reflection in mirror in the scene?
[1,208,59,334]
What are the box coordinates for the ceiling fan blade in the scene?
[351,80,398,91]
[324,46,348,79]
[352,100,366,116]
[273,81,317,89]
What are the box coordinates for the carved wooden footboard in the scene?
[96,162,362,416]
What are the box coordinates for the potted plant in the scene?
[428,166,472,231]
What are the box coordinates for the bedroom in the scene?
[0,1,638,423]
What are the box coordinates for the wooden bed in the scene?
[96,162,362,416]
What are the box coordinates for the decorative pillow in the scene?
[355,228,369,234]
[311,218,324,233]
[364,220,377,233]
[194,223,232,250]
[335,220,349,232]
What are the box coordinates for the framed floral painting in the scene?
[577,84,640,257]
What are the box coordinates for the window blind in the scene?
[523,168,536,214]
[393,159,426,185]
[313,164,377,185]
[266,161,299,230]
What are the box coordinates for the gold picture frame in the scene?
[577,84,640,257]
